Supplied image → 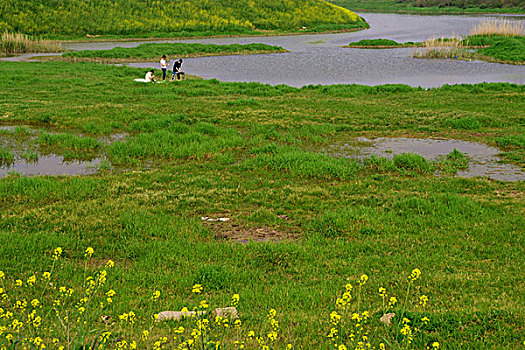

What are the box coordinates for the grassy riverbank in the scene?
[0,61,524,349]
[0,0,367,40]
[329,0,525,13]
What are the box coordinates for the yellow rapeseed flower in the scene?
[419,295,429,307]
[27,275,36,286]
[330,311,341,325]
[231,293,240,306]
[267,331,278,342]
[421,316,430,325]
[0,271,4,279]
[15,279,23,287]
[84,247,94,258]
[105,260,114,269]
[336,297,347,309]
[409,268,422,282]
[192,284,203,294]
[400,324,412,336]
[42,272,51,280]
[52,247,62,260]
[141,330,149,341]
[151,290,161,301]
[359,274,368,286]
[181,307,191,317]
[327,327,338,338]
[389,296,397,307]
[432,342,440,349]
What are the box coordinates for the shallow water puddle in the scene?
[337,137,524,182]
[0,155,103,178]
[0,125,110,178]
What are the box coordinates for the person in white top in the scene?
[160,55,168,81]
[145,69,157,83]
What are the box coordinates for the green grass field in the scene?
[329,0,525,13]
[0,61,524,349]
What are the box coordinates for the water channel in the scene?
[58,13,525,87]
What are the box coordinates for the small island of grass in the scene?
[345,38,421,48]
[40,43,288,63]
[413,19,525,64]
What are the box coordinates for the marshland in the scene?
[0,1,524,349]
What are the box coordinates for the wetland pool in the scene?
[1,125,522,181]
[0,125,108,178]
[333,137,525,182]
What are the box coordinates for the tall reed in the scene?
[0,31,62,54]
[470,19,525,37]
[413,36,465,59]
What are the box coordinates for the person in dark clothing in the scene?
[171,59,185,81]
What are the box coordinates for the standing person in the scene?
[160,55,168,81]
[171,59,185,81]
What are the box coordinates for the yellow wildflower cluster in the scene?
[324,270,437,350]
[409,268,422,282]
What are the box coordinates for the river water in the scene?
[59,13,525,87]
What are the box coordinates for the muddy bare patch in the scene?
[204,219,298,242]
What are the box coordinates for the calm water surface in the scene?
[60,13,525,87]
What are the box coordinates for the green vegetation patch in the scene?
[346,38,419,47]
[329,0,525,13]
[62,43,287,62]
[0,0,367,39]
[475,35,525,62]
[0,147,15,165]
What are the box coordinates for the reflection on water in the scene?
[335,137,524,182]
[0,125,107,178]
[0,155,103,178]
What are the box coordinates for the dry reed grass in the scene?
[413,35,465,59]
[470,19,525,37]
[1,31,62,54]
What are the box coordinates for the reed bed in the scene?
[413,36,466,59]
[470,19,525,37]
[0,31,62,54]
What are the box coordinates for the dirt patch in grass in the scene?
[205,221,298,242]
